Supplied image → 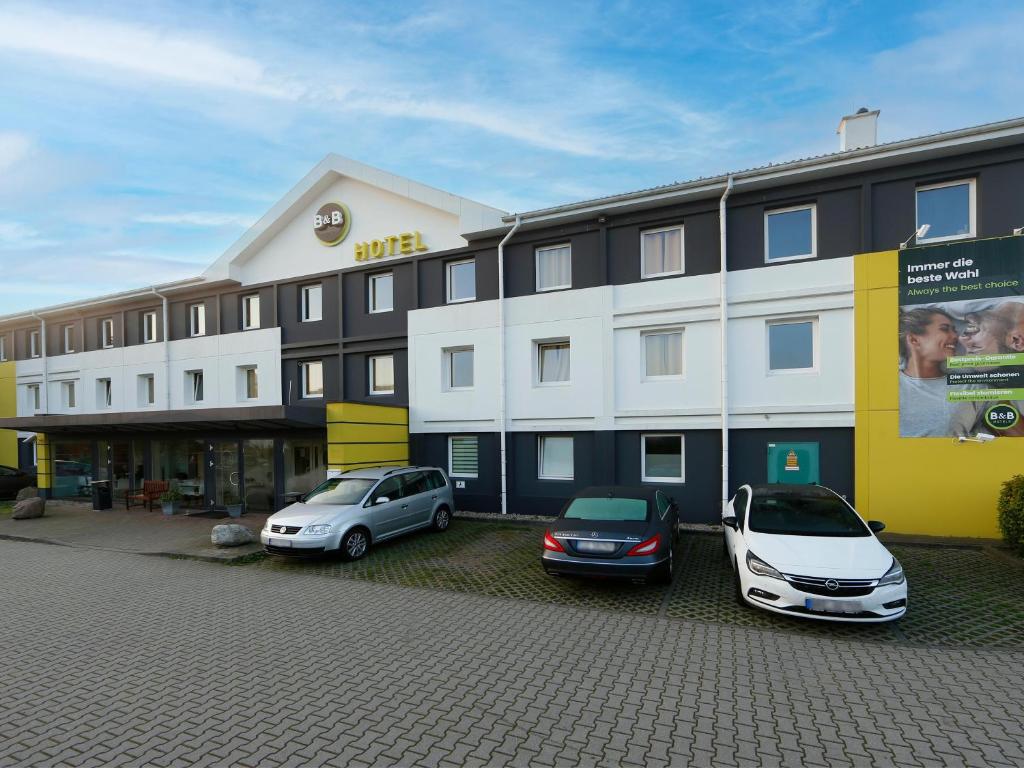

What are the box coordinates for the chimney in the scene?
[837,107,879,151]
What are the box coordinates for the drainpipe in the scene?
[497,214,522,515]
[30,312,48,414]
[151,288,171,410]
[719,176,734,511]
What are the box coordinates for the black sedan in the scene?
[0,464,36,500]
[541,486,679,583]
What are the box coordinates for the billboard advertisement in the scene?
[898,237,1024,437]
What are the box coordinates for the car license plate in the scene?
[271,538,291,548]
[805,597,862,613]
[576,540,617,554]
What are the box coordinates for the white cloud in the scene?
[0,220,57,249]
[135,212,255,228]
[0,132,33,173]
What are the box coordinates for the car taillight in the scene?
[626,533,661,557]
[543,530,564,552]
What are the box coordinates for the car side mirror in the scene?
[722,516,738,530]
[374,496,390,505]
[868,520,885,534]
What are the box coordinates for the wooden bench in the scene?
[125,480,169,512]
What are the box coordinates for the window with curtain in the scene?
[643,330,683,378]
[449,436,479,477]
[538,435,574,479]
[641,226,683,278]
[535,244,571,291]
[538,341,570,383]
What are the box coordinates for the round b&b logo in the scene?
[313,202,351,246]
[984,403,1020,431]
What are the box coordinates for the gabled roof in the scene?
[203,154,507,281]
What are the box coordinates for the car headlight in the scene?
[877,558,905,587]
[303,524,333,536]
[745,550,784,580]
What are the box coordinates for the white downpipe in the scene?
[31,312,48,414]
[497,214,522,515]
[151,288,171,410]
[719,176,733,510]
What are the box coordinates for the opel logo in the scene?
[825,579,840,591]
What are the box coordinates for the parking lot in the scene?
[252,517,1024,650]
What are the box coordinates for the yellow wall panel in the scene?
[327,422,408,445]
[329,443,409,466]
[327,401,408,425]
[0,361,17,467]
[325,401,410,473]
[36,433,50,490]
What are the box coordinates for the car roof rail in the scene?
[383,465,421,477]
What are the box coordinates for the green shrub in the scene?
[997,474,1024,555]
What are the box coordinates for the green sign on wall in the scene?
[767,442,820,484]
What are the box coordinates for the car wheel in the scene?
[652,542,674,585]
[734,559,748,607]
[432,506,451,532]
[340,528,369,561]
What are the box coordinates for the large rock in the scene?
[211,524,256,547]
[15,486,38,502]
[12,497,45,519]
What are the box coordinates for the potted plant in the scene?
[160,488,184,516]
[223,488,244,518]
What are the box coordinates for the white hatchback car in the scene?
[723,483,907,622]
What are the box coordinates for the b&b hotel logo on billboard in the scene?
[313,202,352,246]
[898,237,1024,437]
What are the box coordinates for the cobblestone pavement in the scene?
[3,541,1024,767]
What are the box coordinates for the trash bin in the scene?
[90,480,112,511]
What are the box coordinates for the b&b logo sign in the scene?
[313,202,352,246]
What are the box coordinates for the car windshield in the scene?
[563,497,648,522]
[748,493,869,537]
[303,478,376,506]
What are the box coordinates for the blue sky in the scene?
[1,0,1022,313]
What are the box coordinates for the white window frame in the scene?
[143,311,158,344]
[446,258,476,304]
[63,325,74,354]
[101,318,114,349]
[537,435,574,480]
[535,243,572,292]
[27,384,40,412]
[301,284,323,322]
[640,225,685,279]
[641,328,684,381]
[368,354,394,396]
[29,330,40,358]
[62,380,76,409]
[915,178,977,244]
[368,272,394,314]
[245,367,258,400]
[242,294,260,330]
[444,346,474,391]
[187,370,204,404]
[301,361,324,399]
[189,303,206,337]
[641,433,685,484]
[766,316,819,375]
[764,203,817,264]
[447,435,479,479]
[97,378,112,409]
[139,374,156,406]
[0,335,6,361]
[536,339,571,386]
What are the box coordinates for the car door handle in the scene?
[431,495,437,500]
[401,504,409,509]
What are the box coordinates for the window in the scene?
[446,259,476,303]
[369,272,393,313]
[101,318,114,348]
[62,381,76,409]
[916,179,976,243]
[641,226,684,278]
[642,434,684,483]
[537,341,570,384]
[189,304,206,337]
[445,347,474,390]
[242,367,259,400]
[97,378,112,409]
[643,330,683,379]
[30,330,40,358]
[732,487,749,529]
[535,244,571,291]
[301,284,323,322]
[242,294,260,330]
[0,335,5,361]
[187,370,204,403]
[27,384,40,411]
[301,361,324,398]
[449,436,479,478]
[767,318,817,372]
[656,491,671,519]
[63,325,74,353]
[765,204,816,263]
[538,435,574,480]
[139,374,155,406]
[143,311,158,343]
[369,354,394,395]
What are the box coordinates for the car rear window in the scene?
[304,478,376,506]
[748,493,869,537]
[563,497,649,522]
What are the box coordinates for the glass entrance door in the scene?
[242,439,275,513]
[211,441,241,510]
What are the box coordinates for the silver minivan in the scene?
[261,466,454,559]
